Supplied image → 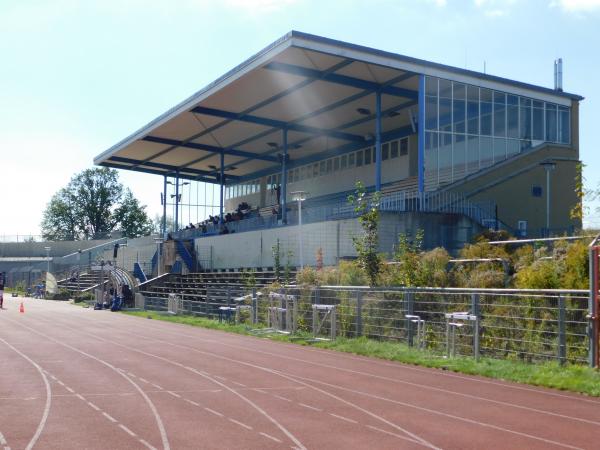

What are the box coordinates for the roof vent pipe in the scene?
[554,58,563,92]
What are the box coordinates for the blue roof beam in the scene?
[99,162,219,184]
[263,61,418,100]
[141,136,278,163]
[191,106,365,143]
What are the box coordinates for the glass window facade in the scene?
[424,75,571,190]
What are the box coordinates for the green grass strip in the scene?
[122,310,600,397]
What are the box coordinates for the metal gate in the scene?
[588,238,600,368]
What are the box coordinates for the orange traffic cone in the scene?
[19,302,24,313]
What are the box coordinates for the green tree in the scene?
[348,181,382,286]
[113,189,154,238]
[41,167,153,240]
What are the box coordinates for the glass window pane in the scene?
[425,132,438,189]
[439,79,452,133]
[326,159,332,173]
[507,139,520,158]
[480,136,494,169]
[341,154,348,169]
[507,95,519,139]
[453,82,466,134]
[333,157,340,171]
[467,135,479,174]
[425,77,438,130]
[494,137,506,164]
[382,143,389,160]
[453,134,466,181]
[312,164,318,177]
[559,106,570,144]
[400,138,408,156]
[300,166,306,180]
[493,92,506,137]
[532,100,544,141]
[356,150,364,167]
[545,103,557,142]
[390,140,399,158]
[519,97,532,139]
[480,88,493,136]
[364,147,371,165]
[348,153,355,166]
[439,132,453,185]
[467,86,479,135]
[319,161,326,175]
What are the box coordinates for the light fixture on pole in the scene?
[540,161,556,235]
[167,180,190,231]
[154,237,164,277]
[290,191,308,269]
[44,246,51,274]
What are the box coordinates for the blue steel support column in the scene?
[162,175,167,237]
[219,150,225,223]
[418,75,426,193]
[175,171,180,231]
[281,128,288,224]
[375,90,382,192]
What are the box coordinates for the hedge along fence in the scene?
[277,286,590,365]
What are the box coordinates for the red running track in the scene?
[1,296,599,450]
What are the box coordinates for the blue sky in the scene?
[1,0,599,236]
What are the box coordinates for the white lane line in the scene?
[119,424,137,437]
[139,438,158,450]
[214,375,226,381]
[127,372,136,378]
[329,413,357,424]
[274,395,292,402]
[184,366,195,371]
[204,407,224,418]
[367,425,422,445]
[87,401,101,411]
[139,378,149,384]
[299,403,322,412]
[0,432,6,445]
[102,412,118,423]
[228,418,253,430]
[8,320,171,450]
[184,398,200,407]
[259,432,282,443]
[65,386,75,394]
[253,389,268,394]
[76,394,86,401]
[0,337,52,450]
[57,380,65,386]
[231,381,246,387]
[151,384,163,390]
[167,391,181,398]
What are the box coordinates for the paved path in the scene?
[1,296,599,449]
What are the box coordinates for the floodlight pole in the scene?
[154,237,164,277]
[220,150,225,224]
[44,246,51,275]
[77,249,81,292]
[541,161,556,236]
[162,175,167,237]
[175,171,180,231]
[291,191,307,269]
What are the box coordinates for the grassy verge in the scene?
[122,310,600,397]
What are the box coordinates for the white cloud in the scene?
[551,0,600,12]
[427,0,447,6]
[474,0,517,16]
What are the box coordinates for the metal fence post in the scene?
[356,291,363,337]
[405,291,414,347]
[252,288,258,324]
[558,295,567,365]
[471,293,480,361]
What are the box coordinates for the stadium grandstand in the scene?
[90,30,580,273]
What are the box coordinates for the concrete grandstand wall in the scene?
[194,211,480,269]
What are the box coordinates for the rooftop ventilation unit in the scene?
[554,58,563,92]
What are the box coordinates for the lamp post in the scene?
[290,191,308,269]
[154,237,164,277]
[167,180,190,231]
[541,161,556,236]
[44,246,51,275]
[77,249,81,292]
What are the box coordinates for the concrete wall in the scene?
[0,239,111,258]
[446,143,581,235]
[194,211,480,269]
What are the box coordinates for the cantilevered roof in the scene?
[95,30,582,184]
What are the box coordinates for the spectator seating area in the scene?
[138,268,296,318]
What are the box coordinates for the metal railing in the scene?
[137,284,590,365]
